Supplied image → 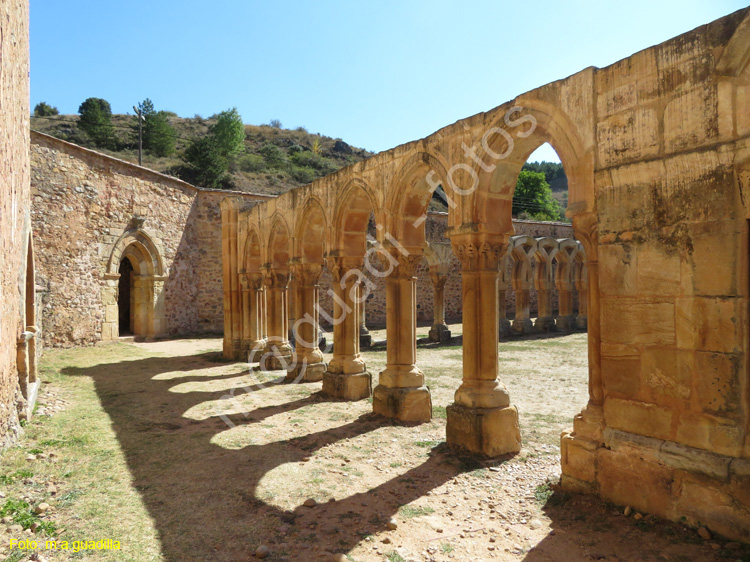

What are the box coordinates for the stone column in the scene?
[554,239,578,332]
[497,250,511,339]
[287,263,327,382]
[359,286,372,348]
[446,233,521,457]
[574,242,588,331]
[510,236,537,335]
[374,251,432,422]
[428,270,451,343]
[242,272,266,362]
[322,256,371,400]
[260,267,294,371]
[561,212,603,491]
[534,238,559,332]
[220,198,241,359]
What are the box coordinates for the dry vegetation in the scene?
[1,330,745,562]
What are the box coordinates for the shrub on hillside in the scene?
[238,153,266,173]
[258,143,287,169]
[290,166,316,184]
[34,102,58,117]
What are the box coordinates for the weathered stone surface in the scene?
[446,404,521,458]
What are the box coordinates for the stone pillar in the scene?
[359,287,372,348]
[446,233,521,457]
[260,268,294,371]
[242,272,266,362]
[374,251,432,422]
[533,238,559,332]
[574,242,588,331]
[497,249,511,339]
[427,270,451,343]
[287,263,327,382]
[510,236,537,335]
[561,212,603,490]
[554,239,578,332]
[220,198,242,359]
[322,256,371,400]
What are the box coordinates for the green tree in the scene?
[184,136,227,188]
[512,170,563,221]
[78,97,116,148]
[258,143,287,169]
[210,108,245,159]
[134,99,176,157]
[33,102,58,117]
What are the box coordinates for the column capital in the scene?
[325,255,364,282]
[292,262,323,286]
[263,268,291,289]
[572,211,598,263]
[245,271,265,291]
[450,233,509,272]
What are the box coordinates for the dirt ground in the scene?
[1,326,748,562]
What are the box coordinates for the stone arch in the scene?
[267,214,292,270]
[467,98,594,235]
[386,151,450,249]
[102,227,166,341]
[295,196,328,264]
[243,227,263,273]
[333,178,379,256]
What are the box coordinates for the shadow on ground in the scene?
[61,351,478,561]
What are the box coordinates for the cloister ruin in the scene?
[220,8,750,541]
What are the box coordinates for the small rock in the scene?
[623,506,632,516]
[710,542,721,551]
[332,554,348,562]
[30,522,41,532]
[633,513,643,521]
[725,542,741,551]
[25,454,36,461]
[255,545,270,558]
[382,537,392,544]
[8,524,23,533]
[386,518,398,530]
[697,527,711,540]
[46,484,57,495]
[529,519,542,530]
[34,503,50,514]
[1,517,11,524]
[303,498,317,508]
[301,457,310,462]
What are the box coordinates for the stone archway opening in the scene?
[118,256,135,335]
[18,233,39,416]
[102,228,167,342]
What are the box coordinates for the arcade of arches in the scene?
[222,10,750,541]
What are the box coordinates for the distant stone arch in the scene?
[102,225,167,341]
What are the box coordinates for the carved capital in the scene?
[246,272,265,291]
[450,234,509,272]
[390,252,423,279]
[264,268,291,290]
[572,212,598,263]
[292,263,323,287]
[325,256,364,283]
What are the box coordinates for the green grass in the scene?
[386,552,407,562]
[441,542,454,553]
[432,406,447,419]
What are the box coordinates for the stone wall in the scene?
[30,132,269,347]
[0,0,31,448]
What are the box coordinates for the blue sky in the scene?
[31,1,748,162]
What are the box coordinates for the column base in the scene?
[446,403,521,457]
[534,316,556,332]
[499,319,512,339]
[258,353,294,371]
[511,318,534,335]
[373,385,432,423]
[246,341,266,363]
[322,371,372,400]
[555,315,576,332]
[359,331,372,348]
[428,323,452,343]
[285,361,326,383]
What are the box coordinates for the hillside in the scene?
[30,113,374,196]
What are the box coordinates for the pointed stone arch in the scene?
[102,226,167,341]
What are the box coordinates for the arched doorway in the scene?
[118,257,134,335]
[102,226,167,341]
[18,233,39,414]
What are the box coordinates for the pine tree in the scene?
[78,97,116,148]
